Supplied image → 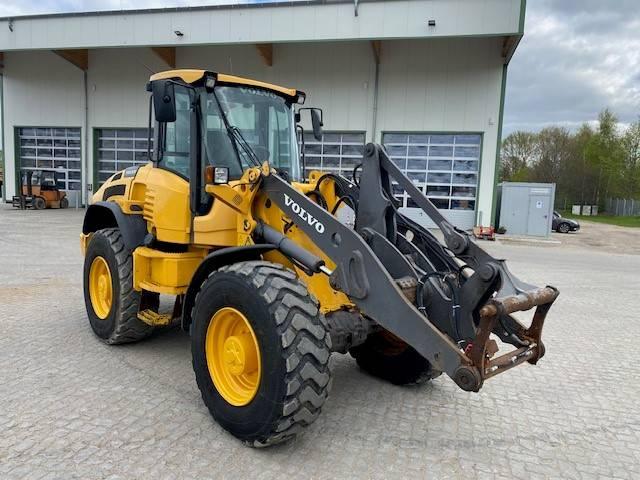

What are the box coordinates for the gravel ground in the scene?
[1,204,639,479]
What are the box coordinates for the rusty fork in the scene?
[468,286,559,382]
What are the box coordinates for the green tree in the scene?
[584,109,625,206]
[500,131,537,181]
[531,127,571,184]
[621,118,640,199]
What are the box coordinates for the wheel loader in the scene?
[81,69,559,447]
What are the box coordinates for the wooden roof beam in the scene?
[371,40,382,65]
[151,47,176,69]
[53,49,88,71]
[256,43,273,67]
[501,35,520,64]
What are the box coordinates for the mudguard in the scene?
[82,201,147,251]
[181,244,276,332]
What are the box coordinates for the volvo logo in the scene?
[283,193,325,234]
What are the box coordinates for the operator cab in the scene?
[147,70,322,213]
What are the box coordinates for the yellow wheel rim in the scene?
[205,307,262,406]
[89,256,113,320]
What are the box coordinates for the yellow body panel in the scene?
[89,143,351,315]
[133,246,207,295]
[148,69,299,99]
[217,73,297,98]
[150,69,206,83]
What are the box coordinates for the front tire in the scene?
[83,228,156,344]
[60,197,69,209]
[33,197,46,210]
[558,222,570,233]
[350,330,438,385]
[191,261,332,447]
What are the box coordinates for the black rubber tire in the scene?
[191,261,333,447]
[60,197,69,209]
[558,222,570,233]
[33,197,46,210]
[83,228,156,344]
[350,330,437,385]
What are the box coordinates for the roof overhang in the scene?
[0,0,524,52]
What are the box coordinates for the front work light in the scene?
[214,167,229,184]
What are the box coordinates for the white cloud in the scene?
[504,0,640,135]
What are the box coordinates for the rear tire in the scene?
[350,330,438,385]
[191,261,333,447]
[83,228,156,344]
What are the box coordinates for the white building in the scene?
[0,0,525,229]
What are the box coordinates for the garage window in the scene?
[302,131,365,178]
[96,128,152,185]
[18,127,81,191]
[382,133,481,211]
[382,132,481,230]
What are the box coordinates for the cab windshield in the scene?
[202,85,300,180]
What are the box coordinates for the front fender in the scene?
[83,202,147,251]
[181,244,276,332]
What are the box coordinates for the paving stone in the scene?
[1,205,639,479]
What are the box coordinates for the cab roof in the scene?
[149,69,301,101]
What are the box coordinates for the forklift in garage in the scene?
[12,169,69,210]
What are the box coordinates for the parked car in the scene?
[552,211,580,233]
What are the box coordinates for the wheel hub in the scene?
[223,334,258,376]
[205,307,262,406]
[89,256,112,320]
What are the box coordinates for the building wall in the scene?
[3,50,85,200]
[376,37,504,226]
[2,37,504,226]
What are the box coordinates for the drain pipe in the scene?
[371,41,381,142]
[82,69,88,208]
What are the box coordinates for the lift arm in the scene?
[260,144,558,392]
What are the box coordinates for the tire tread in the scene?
[196,261,332,447]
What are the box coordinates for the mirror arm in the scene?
[147,95,153,163]
[296,124,306,180]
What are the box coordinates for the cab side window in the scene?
[161,86,192,178]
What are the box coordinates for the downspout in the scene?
[371,41,381,142]
[371,60,380,142]
[83,70,88,208]
[0,71,4,202]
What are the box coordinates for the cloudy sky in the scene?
[504,0,640,135]
[1,0,638,137]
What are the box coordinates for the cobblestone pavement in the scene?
[1,205,639,479]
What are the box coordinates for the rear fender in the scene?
[82,201,147,251]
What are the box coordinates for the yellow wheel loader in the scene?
[81,70,559,447]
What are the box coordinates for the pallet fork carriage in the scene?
[80,69,559,446]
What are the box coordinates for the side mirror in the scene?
[152,80,177,123]
[310,108,323,141]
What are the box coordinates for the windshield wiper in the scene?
[229,126,261,167]
[210,90,255,172]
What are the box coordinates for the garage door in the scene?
[382,133,481,230]
[17,127,81,192]
[302,131,365,178]
[96,128,152,186]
